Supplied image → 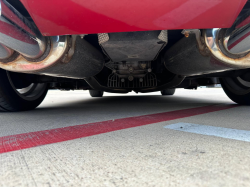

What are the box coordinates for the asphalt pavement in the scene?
[1,88,250,187]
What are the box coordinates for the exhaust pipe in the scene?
[0,0,105,79]
[204,27,250,69]
[164,15,250,76]
[0,0,46,59]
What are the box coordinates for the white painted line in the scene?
[164,123,250,142]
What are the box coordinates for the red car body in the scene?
[20,0,247,36]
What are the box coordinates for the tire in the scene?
[220,77,250,105]
[0,69,48,112]
[161,88,176,96]
[89,90,103,97]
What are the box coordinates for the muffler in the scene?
[0,0,104,79]
[164,16,250,76]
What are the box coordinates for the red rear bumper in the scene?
[20,0,247,36]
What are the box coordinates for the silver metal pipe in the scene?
[0,0,46,59]
[0,36,68,73]
[223,26,250,55]
[0,43,13,59]
[204,26,250,69]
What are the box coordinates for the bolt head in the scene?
[128,76,134,81]
[184,32,189,38]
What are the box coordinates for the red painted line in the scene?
[236,16,250,29]
[0,105,237,154]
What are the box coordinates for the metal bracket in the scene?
[182,29,210,56]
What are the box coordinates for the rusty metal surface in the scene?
[205,28,250,69]
[0,36,68,73]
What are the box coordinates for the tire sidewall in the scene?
[0,69,48,111]
[220,77,250,105]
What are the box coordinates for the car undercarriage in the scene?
[0,0,250,111]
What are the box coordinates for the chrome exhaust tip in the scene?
[205,24,250,69]
[0,0,46,59]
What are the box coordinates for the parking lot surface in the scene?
[1,88,250,187]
